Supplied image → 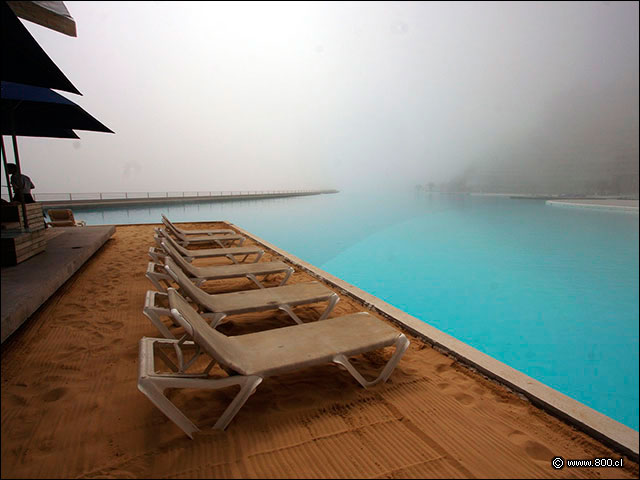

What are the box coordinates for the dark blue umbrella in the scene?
[2,127,79,139]
[1,81,113,134]
[1,3,107,227]
[1,1,80,95]
[1,81,112,221]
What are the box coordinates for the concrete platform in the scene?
[1,225,115,343]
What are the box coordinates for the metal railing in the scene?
[1,188,331,202]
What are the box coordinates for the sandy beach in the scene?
[1,222,638,479]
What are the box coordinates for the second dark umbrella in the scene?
[1,81,113,227]
[1,81,113,134]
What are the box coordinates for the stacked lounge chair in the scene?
[161,214,235,236]
[46,209,86,227]
[144,256,339,338]
[146,239,293,291]
[139,289,410,437]
[138,215,410,437]
[161,215,245,248]
[150,227,264,264]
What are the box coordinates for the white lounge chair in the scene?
[157,226,245,248]
[162,214,236,236]
[150,229,264,264]
[46,209,86,227]
[148,246,263,265]
[145,241,293,291]
[143,256,339,338]
[138,288,410,437]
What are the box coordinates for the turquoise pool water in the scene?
[65,191,639,430]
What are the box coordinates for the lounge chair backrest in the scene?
[161,231,190,256]
[161,240,198,277]
[164,256,221,310]
[161,214,175,230]
[168,288,246,368]
[162,215,185,240]
[155,227,172,241]
[47,209,77,226]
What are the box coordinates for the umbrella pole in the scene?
[1,136,13,201]
[11,134,29,230]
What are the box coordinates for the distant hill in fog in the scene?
[440,79,639,196]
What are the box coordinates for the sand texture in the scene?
[1,223,638,479]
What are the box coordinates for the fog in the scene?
[2,1,638,196]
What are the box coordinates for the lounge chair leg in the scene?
[246,274,265,289]
[332,334,410,388]
[139,338,264,438]
[278,267,294,286]
[139,369,263,437]
[318,294,339,321]
[138,377,200,439]
[213,376,263,430]
[202,312,227,329]
[278,304,304,324]
[254,251,264,263]
[226,254,240,264]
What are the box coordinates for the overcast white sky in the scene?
[2,1,638,194]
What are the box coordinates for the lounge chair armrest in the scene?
[146,262,173,291]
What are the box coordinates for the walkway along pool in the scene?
[60,191,639,432]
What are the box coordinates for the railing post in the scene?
[125,192,128,199]
[69,193,72,201]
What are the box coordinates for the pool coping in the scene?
[227,221,639,462]
[546,200,639,213]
